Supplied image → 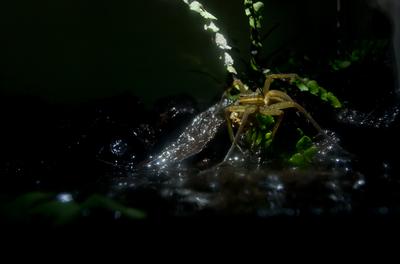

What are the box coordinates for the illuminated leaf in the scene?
[296,135,313,152]
[253,2,264,12]
[289,153,306,167]
[289,135,318,167]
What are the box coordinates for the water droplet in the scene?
[382,162,391,179]
[110,139,128,156]
[56,193,73,203]
[114,211,122,219]
[353,177,366,190]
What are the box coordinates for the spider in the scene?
[223,73,323,161]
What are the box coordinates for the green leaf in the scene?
[7,192,54,211]
[253,2,264,12]
[3,192,54,221]
[289,134,318,167]
[256,114,275,130]
[332,60,352,70]
[306,80,319,95]
[82,195,146,220]
[264,138,273,149]
[251,129,258,143]
[2,192,146,225]
[296,135,313,152]
[293,77,342,108]
[249,17,256,29]
[289,146,317,167]
[320,89,329,101]
[326,92,342,108]
[289,153,306,167]
[188,1,217,20]
[339,60,352,68]
[31,201,81,226]
[250,57,260,71]
[296,82,309,92]
[303,146,318,161]
[255,132,263,146]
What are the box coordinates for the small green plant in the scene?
[245,113,275,150]
[288,129,318,167]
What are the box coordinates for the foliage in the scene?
[292,78,342,108]
[330,40,389,71]
[182,0,238,75]
[245,114,275,150]
[244,0,265,74]
[239,1,342,108]
[1,192,146,226]
[289,134,318,167]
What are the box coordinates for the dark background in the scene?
[1,0,399,227]
[0,0,390,106]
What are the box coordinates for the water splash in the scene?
[122,115,365,215]
[145,101,227,169]
[111,128,369,216]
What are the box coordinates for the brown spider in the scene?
[223,73,323,161]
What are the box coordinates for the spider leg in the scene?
[224,108,235,143]
[223,105,257,162]
[259,107,285,139]
[265,90,294,102]
[263,74,299,94]
[267,101,322,133]
[223,108,247,155]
